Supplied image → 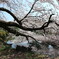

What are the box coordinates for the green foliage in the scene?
[0,44,11,51]
[0,29,13,47]
[0,44,7,51]
[0,29,8,40]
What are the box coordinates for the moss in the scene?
[0,30,8,40]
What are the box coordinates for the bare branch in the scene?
[0,0,36,25]
[0,14,54,31]
[0,8,22,25]
[55,22,59,26]
[19,0,37,22]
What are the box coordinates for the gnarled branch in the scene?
[0,14,54,31]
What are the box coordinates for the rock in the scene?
[7,40,32,49]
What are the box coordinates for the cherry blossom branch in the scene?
[0,14,54,31]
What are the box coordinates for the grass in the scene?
[0,48,48,59]
[0,44,59,59]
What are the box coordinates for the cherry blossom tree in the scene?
[0,0,59,49]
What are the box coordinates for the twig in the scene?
[19,0,37,22]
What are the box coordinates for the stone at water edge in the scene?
[7,40,32,49]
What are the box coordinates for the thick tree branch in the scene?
[0,23,39,43]
[0,8,22,25]
[0,0,37,25]
[0,2,54,45]
[0,24,26,36]
[0,14,54,31]
[0,20,20,27]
